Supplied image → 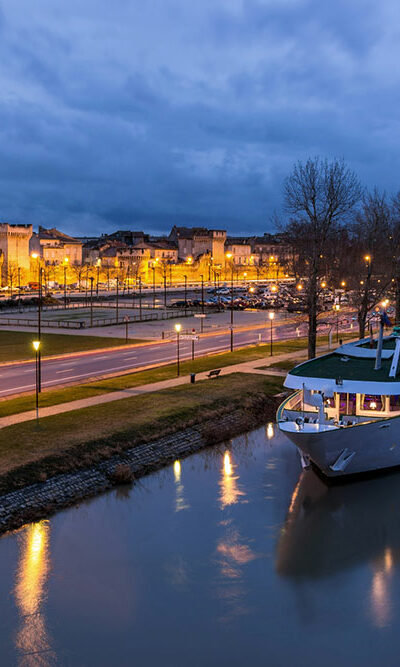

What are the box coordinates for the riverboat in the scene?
[277,324,400,477]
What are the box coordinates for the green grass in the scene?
[0,373,283,479]
[258,357,307,371]
[0,330,143,363]
[0,332,356,419]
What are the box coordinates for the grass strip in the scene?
[0,332,354,418]
[0,330,143,362]
[0,374,283,486]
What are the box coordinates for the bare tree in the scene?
[349,189,391,337]
[282,157,362,358]
[390,191,400,323]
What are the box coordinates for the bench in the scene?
[207,369,221,379]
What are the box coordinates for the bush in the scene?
[108,463,134,485]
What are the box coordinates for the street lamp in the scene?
[63,257,69,308]
[33,340,41,425]
[333,303,340,341]
[90,276,94,326]
[175,323,181,376]
[268,311,275,356]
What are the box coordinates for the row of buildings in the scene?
[0,222,292,284]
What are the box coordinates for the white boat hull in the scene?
[279,414,400,477]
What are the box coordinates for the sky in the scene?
[0,0,399,237]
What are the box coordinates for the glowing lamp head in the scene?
[31,253,38,259]
[365,255,371,262]
[271,285,277,292]
[175,323,182,333]
[243,272,247,277]
[249,286,255,293]
[297,284,303,291]
[341,280,346,287]
[321,281,326,288]
[32,340,40,351]
[334,304,340,311]
[64,257,69,264]
[225,252,232,259]
[268,311,275,320]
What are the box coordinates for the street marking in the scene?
[56,368,75,373]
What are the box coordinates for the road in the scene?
[0,314,357,398]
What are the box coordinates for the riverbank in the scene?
[0,375,283,535]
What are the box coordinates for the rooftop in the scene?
[288,352,398,383]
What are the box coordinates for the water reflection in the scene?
[219,451,245,510]
[216,451,255,622]
[277,470,400,579]
[173,459,190,512]
[14,520,56,665]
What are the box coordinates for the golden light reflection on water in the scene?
[173,459,189,512]
[266,423,274,440]
[14,520,55,665]
[219,452,245,510]
[370,548,394,629]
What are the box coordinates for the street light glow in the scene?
[31,253,38,259]
[32,341,40,351]
[297,284,303,290]
[365,255,371,262]
[382,299,389,308]
[175,323,182,333]
[321,281,326,288]
[341,280,346,287]
[268,311,275,320]
[225,252,232,259]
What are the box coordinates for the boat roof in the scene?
[284,334,400,394]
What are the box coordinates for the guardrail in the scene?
[0,308,198,329]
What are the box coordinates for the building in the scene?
[0,223,32,283]
[30,227,83,265]
[169,226,226,265]
[225,237,257,265]
[250,234,292,265]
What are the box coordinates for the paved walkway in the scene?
[0,343,329,430]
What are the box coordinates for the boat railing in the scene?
[276,391,302,422]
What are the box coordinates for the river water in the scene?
[1,425,400,666]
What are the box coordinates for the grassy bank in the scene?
[0,373,283,492]
[0,330,143,363]
[0,332,355,418]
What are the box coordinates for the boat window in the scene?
[338,393,357,416]
[362,394,384,411]
[390,395,400,411]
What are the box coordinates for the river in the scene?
[1,425,400,666]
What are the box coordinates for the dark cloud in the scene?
[0,0,398,236]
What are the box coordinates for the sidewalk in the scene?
[0,343,328,430]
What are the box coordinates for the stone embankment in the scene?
[0,402,280,536]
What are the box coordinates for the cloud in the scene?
[0,0,398,235]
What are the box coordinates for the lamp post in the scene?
[33,340,41,426]
[268,311,275,356]
[17,267,21,308]
[96,259,101,296]
[333,304,340,342]
[200,274,204,314]
[152,265,156,309]
[175,323,181,376]
[184,274,187,310]
[90,276,94,327]
[37,267,42,392]
[225,253,234,352]
[116,277,119,323]
[63,258,68,308]
[139,276,142,320]
[163,267,167,307]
